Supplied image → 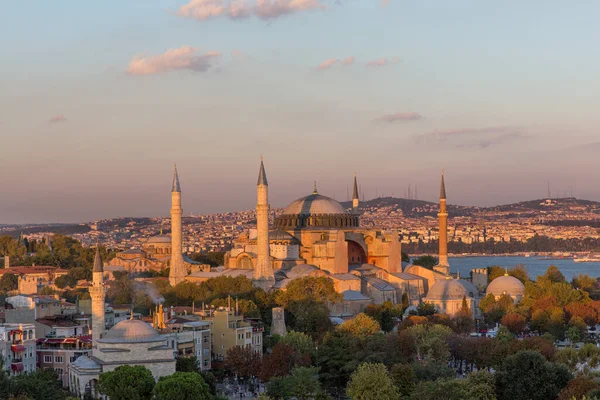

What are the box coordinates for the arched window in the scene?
[237,256,254,269]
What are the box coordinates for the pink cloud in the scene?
[318,58,339,70]
[127,46,221,75]
[177,0,326,21]
[342,56,355,65]
[366,57,400,68]
[376,112,422,122]
[49,115,66,123]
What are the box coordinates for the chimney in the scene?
[4,256,9,268]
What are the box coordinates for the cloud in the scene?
[380,0,391,6]
[366,57,400,68]
[318,58,339,70]
[375,112,422,122]
[317,56,354,70]
[417,126,527,148]
[177,0,326,21]
[127,46,221,75]
[342,56,355,65]
[49,115,66,123]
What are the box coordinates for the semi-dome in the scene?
[146,235,171,244]
[282,193,349,216]
[275,190,359,229]
[426,279,477,300]
[99,319,164,343]
[486,275,525,298]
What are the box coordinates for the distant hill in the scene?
[341,197,600,219]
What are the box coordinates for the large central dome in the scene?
[275,190,359,230]
[282,193,349,216]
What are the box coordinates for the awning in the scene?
[63,338,77,344]
[11,345,25,353]
[36,338,47,344]
[9,329,23,334]
[47,339,65,344]
[11,363,24,372]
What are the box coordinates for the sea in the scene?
[448,256,600,281]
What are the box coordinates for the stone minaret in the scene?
[436,171,450,274]
[89,245,105,350]
[254,159,274,286]
[169,165,186,286]
[352,173,359,211]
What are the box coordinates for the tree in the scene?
[279,330,315,359]
[539,265,566,285]
[176,356,199,372]
[153,372,211,400]
[0,273,18,293]
[276,276,342,307]
[259,343,310,381]
[495,351,571,400]
[338,313,381,337]
[557,376,600,400]
[464,370,496,400]
[287,299,333,340]
[346,363,400,400]
[408,324,452,362]
[411,256,438,269]
[416,302,436,316]
[224,345,261,379]
[288,367,322,400]
[501,313,526,334]
[410,379,467,400]
[9,368,69,400]
[98,365,155,400]
[390,364,416,397]
[572,274,596,292]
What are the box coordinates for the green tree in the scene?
[465,370,496,400]
[276,276,342,307]
[410,379,467,400]
[346,363,400,400]
[495,351,571,400]
[411,256,438,269]
[176,356,199,372]
[98,365,155,400]
[287,299,333,340]
[0,273,18,293]
[153,372,211,400]
[279,330,315,359]
[288,367,323,400]
[416,302,436,316]
[10,368,69,400]
[390,364,416,397]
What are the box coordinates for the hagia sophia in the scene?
[104,160,526,318]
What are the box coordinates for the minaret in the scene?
[89,245,105,350]
[437,171,450,274]
[352,173,359,211]
[254,159,274,286]
[169,164,186,286]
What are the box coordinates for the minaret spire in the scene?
[172,164,181,193]
[313,181,318,195]
[254,158,274,288]
[169,164,186,286]
[440,169,446,199]
[93,243,103,273]
[352,173,360,211]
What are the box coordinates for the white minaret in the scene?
[169,164,186,286]
[436,171,450,274]
[89,245,105,351]
[254,159,274,286]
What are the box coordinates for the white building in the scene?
[0,323,37,376]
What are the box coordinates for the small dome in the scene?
[99,320,164,343]
[282,193,349,216]
[426,279,477,300]
[146,235,171,244]
[486,275,525,298]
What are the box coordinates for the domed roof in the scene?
[146,235,171,244]
[99,319,164,343]
[486,275,525,297]
[426,279,477,300]
[282,193,349,216]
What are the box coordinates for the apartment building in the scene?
[0,323,37,376]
